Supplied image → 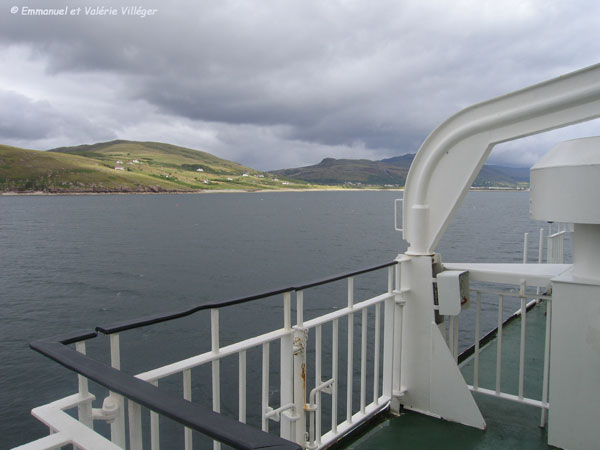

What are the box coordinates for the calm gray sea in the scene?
[0,191,557,448]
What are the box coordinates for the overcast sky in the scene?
[1,0,599,170]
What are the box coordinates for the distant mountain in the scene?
[0,140,308,193]
[272,154,530,188]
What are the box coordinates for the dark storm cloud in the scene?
[1,0,600,169]
[0,91,58,140]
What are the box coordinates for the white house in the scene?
[196,168,204,172]
[115,166,125,171]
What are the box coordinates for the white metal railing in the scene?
[22,262,405,450]
[466,288,551,425]
[18,226,571,449]
[442,225,570,429]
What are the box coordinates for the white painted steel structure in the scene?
[14,64,600,450]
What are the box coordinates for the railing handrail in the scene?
[96,260,398,335]
[30,336,301,450]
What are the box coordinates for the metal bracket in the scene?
[91,395,120,423]
[264,403,296,422]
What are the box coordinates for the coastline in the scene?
[0,187,531,196]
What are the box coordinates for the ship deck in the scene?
[345,301,553,450]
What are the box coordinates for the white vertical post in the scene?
[541,300,552,427]
[75,342,93,429]
[183,369,192,450]
[211,308,221,450]
[315,324,322,445]
[382,268,395,402]
[293,288,307,445]
[537,228,544,302]
[373,303,380,404]
[519,284,527,400]
[150,380,159,450]
[109,334,126,448]
[496,295,503,395]
[523,232,529,264]
[360,307,367,414]
[346,277,354,424]
[239,350,247,424]
[393,263,403,397]
[280,292,294,440]
[297,290,304,328]
[293,327,307,446]
[331,318,339,434]
[474,291,481,389]
[128,401,143,450]
[262,343,270,432]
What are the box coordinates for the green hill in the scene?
[272,154,530,188]
[0,140,309,193]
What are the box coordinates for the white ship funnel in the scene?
[530,137,600,280]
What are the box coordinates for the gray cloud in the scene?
[1,0,600,169]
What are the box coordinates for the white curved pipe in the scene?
[403,63,600,255]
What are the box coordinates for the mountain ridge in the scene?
[271,153,530,188]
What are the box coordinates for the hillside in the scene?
[0,140,309,193]
[272,154,530,188]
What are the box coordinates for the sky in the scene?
[1,0,599,171]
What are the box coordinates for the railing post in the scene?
[239,350,247,424]
[211,308,221,450]
[150,380,160,450]
[315,324,322,446]
[473,291,481,389]
[381,267,400,413]
[540,299,552,427]
[360,307,367,414]
[496,295,504,395]
[537,228,544,302]
[331,318,339,434]
[382,266,396,409]
[75,342,93,430]
[518,282,527,400]
[280,291,294,441]
[293,290,307,446]
[262,343,270,432]
[547,224,554,263]
[373,302,381,405]
[109,334,126,448]
[392,262,404,403]
[346,278,354,424]
[183,369,193,450]
[128,401,143,450]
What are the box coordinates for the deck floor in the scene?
[345,301,557,450]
